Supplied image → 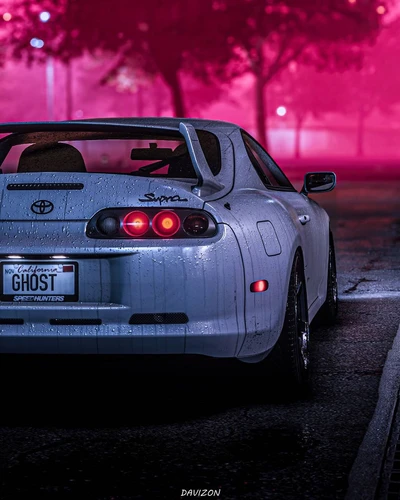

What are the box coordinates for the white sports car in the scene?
[0,118,337,388]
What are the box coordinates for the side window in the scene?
[241,131,294,189]
[196,130,221,176]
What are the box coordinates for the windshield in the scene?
[0,130,221,178]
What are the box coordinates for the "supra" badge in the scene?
[138,193,188,205]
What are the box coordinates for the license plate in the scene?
[0,262,79,302]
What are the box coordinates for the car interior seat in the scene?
[168,143,197,178]
[18,142,87,173]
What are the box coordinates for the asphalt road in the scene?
[0,181,399,500]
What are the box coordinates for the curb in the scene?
[339,293,400,301]
[345,324,400,500]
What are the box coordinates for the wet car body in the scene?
[0,118,336,379]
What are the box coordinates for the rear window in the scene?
[0,130,221,178]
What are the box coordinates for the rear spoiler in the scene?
[179,122,224,197]
[0,120,225,196]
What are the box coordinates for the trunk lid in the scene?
[0,173,204,221]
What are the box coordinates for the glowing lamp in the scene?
[276,106,287,117]
[39,11,51,22]
[250,280,269,293]
[152,211,180,237]
[123,211,150,237]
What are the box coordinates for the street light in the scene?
[31,11,55,120]
[39,11,51,22]
[30,38,44,49]
[276,106,287,117]
[30,35,54,120]
[36,10,72,120]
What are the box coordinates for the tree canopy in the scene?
[218,0,387,145]
[6,0,237,116]
[4,0,389,145]
[268,15,400,157]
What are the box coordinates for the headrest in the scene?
[18,142,86,173]
[173,143,189,156]
[168,142,196,178]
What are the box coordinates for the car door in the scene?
[275,190,328,308]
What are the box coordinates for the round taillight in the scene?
[123,211,150,237]
[97,215,120,236]
[152,211,180,237]
[183,213,209,236]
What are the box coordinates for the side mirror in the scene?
[301,172,336,196]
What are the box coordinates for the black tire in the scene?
[267,251,310,390]
[316,234,338,326]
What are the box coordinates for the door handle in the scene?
[299,215,310,225]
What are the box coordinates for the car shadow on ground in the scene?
[0,353,314,427]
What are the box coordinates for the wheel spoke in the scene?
[298,319,310,369]
[295,275,309,369]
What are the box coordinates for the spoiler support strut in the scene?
[179,122,224,197]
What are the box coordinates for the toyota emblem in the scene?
[31,200,54,214]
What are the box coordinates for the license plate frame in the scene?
[0,261,79,302]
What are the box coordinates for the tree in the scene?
[272,15,400,158]
[269,64,351,158]
[5,0,238,117]
[220,0,386,147]
[5,0,387,138]
[103,62,225,118]
[345,18,400,156]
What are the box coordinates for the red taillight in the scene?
[152,211,180,237]
[122,211,150,236]
[250,280,268,293]
[87,208,217,239]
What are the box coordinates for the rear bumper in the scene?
[0,320,241,356]
[0,224,248,356]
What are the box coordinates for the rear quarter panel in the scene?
[205,189,301,359]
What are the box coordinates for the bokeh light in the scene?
[39,11,51,22]
[276,106,287,117]
[30,38,45,49]
[2,13,12,21]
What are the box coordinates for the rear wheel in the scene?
[316,235,338,326]
[267,251,310,391]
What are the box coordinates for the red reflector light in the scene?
[152,211,180,237]
[250,280,268,293]
[123,211,150,236]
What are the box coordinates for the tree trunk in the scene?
[357,106,366,157]
[65,60,72,121]
[164,70,186,117]
[154,85,162,117]
[46,56,55,121]
[254,71,268,148]
[294,117,304,159]
[136,85,143,117]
